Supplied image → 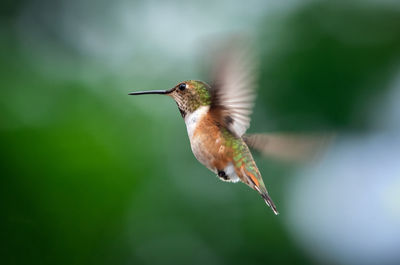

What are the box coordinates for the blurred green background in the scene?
[1,1,400,265]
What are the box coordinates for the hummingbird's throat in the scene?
[172,91,208,118]
[177,105,186,118]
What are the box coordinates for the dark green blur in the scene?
[1,1,400,265]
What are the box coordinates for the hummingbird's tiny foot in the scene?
[217,170,228,181]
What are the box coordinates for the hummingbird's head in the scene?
[168,80,211,117]
[129,80,211,118]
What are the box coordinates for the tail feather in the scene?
[240,165,279,215]
[261,192,279,215]
[253,184,279,215]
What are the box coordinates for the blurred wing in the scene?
[209,41,257,137]
[243,133,335,162]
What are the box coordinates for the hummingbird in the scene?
[129,43,283,215]
[129,44,331,214]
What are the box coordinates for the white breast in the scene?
[184,105,210,138]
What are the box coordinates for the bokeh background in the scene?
[1,0,400,265]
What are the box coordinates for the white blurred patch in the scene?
[285,72,400,265]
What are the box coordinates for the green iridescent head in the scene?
[129,80,212,118]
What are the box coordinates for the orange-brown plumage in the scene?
[193,112,233,172]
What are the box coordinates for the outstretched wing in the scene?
[243,133,335,162]
[209,41,257,137]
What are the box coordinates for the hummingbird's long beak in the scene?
[128,87,174,95]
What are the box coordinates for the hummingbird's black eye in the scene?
[178,83,187,91]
